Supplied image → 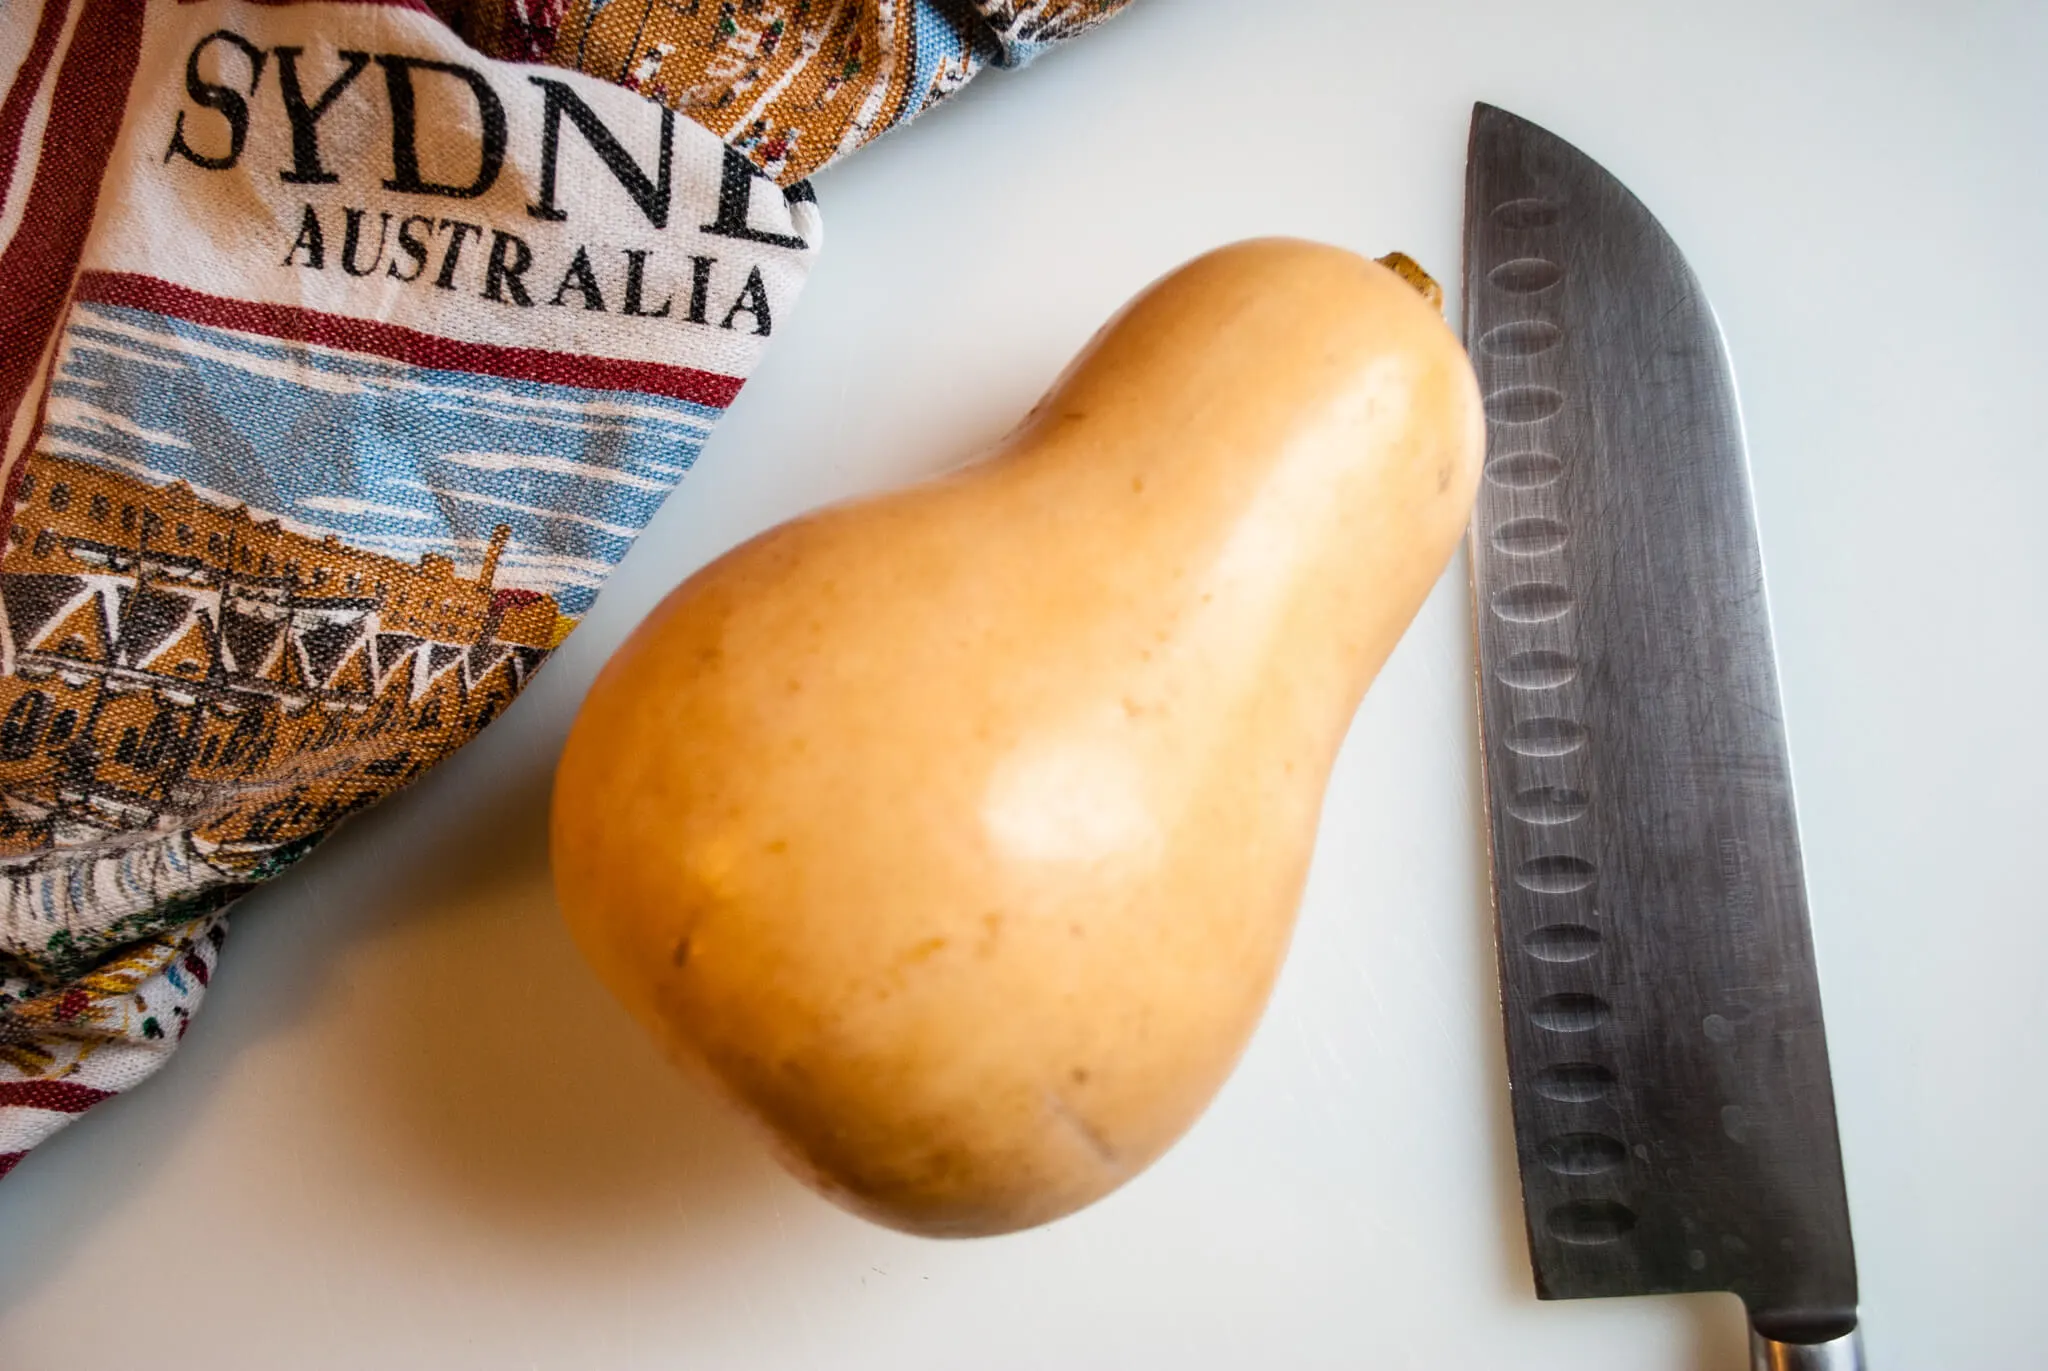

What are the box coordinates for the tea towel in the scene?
[0,0,1128,1179]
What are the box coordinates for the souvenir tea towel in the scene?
[0,0,1128,1179]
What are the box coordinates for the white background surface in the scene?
[3,2,2044,1366]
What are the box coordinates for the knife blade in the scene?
[1461,104,1862,1370]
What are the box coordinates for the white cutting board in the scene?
[3,2,2043,1366]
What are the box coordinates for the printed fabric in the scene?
[0,0,1127,1180]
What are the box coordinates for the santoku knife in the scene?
[1462,104,1862,1370]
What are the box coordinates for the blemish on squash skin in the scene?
[902,937,948,965]
[1044,1090,1117,1167]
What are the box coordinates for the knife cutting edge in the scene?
[1462,104,1862,1370]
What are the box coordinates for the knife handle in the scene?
[1748,1323,1864,1370]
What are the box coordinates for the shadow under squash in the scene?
[340,758,797,1251]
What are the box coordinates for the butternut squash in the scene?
[550,239,1484,1236]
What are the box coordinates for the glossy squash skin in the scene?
[551,239,1485,1236]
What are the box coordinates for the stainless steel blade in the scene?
[1462,104,1859,1360]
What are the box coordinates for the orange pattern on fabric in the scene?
[545,0,1130,184]
[0,452,558,867]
